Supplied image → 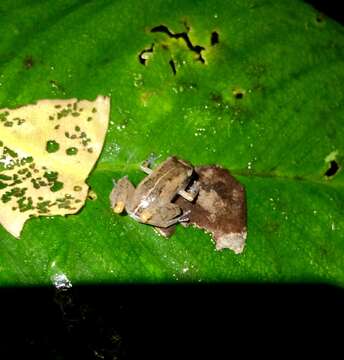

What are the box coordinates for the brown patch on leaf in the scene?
[23,56,34,69]
[176,165,247,254]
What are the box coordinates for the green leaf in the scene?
[0,0,344,286]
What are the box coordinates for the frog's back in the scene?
[134,156,192,203]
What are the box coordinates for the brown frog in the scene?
[109,156,198,228]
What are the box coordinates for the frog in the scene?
[109,156,199,228]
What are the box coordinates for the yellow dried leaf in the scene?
[0,96,110,238]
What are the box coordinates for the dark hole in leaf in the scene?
[211,31,219,45]
[138,44,154,65]
[169,59,177,75]
[234,91,244,99]
[151,25,172,35]
[325,160,339,177]
[193,45,204,53]
[151,25,206,63]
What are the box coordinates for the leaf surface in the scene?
[0,0,343,286]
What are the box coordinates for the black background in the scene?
[306,0,344,24]
[1,284,343,358]
[1,1,343,358]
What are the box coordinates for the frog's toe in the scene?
[178,210,191,222]
[140,210,153,223]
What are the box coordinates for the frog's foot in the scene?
[160,210,191,227]
[157,210,190,228]
[178,181,200,202]
[177,210,191,223]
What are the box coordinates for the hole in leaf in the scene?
[233,89,245,99]
[211,31,219,46]
[138,44,154,65]
[169,59,177,75]
[151,25,206,63]
[325,160,339,177]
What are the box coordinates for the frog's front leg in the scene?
[140,154,158,174]
[109,176,135,213]
[160,209,191,227]
[140,162,153,175]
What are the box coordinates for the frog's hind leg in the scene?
[150,204,190,228]
[109,176,135,213]
[154,209,191,237]
[162,210,190,227]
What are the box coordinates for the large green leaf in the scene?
[0,0,343,286]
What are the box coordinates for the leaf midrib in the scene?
[95,161,344,189]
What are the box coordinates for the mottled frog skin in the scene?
[110,156,198,228]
